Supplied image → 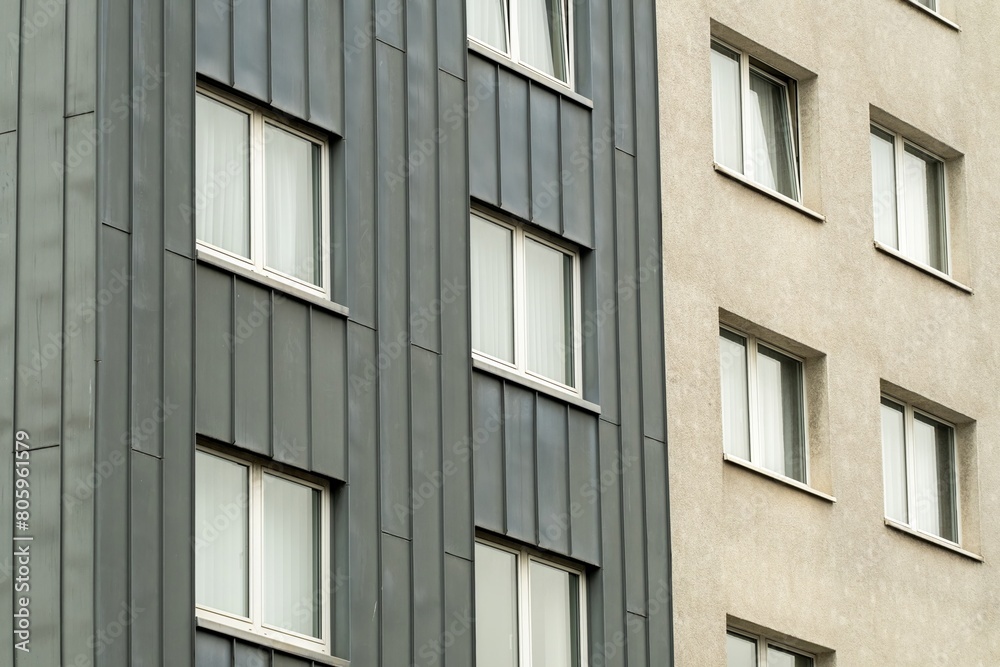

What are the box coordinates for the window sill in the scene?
[884,519,983,562]
[873,241,973,294]
[196,249,351,317]
[713,163,825,223]
[467,40,594,110]
[723,453,836,503]
[472,357,601,415]
[195,617,349,667]
[898,0,961,31]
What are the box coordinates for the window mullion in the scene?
[520,550,531,667]
[746,336,760,466]
[514,228,526,375]
[250,464,263,633]
[740,53,751,177]
[894,133,907,256]
[507,0,517,61]
[904,404,917,526]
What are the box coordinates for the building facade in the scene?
[0,0,668,666]
[660,0,1000,665]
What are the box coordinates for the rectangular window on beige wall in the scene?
[727,630,815,667]
[711,39,801,201]
[870,124,949,274]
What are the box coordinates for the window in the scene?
[471,210,581,393]
[870,125,948,273]
[467,0,572,85]
[475,538,586,667]
[727,631,814,667]
[195,88,330,297]
[720,327,806,483]
[711,40,801,201]
[880,397,959,543]
[915,0,937,9]
[195,448,331,653]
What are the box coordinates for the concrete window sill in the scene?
[713,163,825,223]
[873,241,973,295]
[723,453,836,503]
[898,0,961,31]
[472,357,601,415]
[884,518,983,562]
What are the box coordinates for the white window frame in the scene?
[880,395,961,545]
[467,0,575,88]
[475,535,589,667]
[471,209,584,396]
[195,446,333,655]
[196,85,332,300]
[720,325,810,484]
[870,122,951,275]
[727,629,816,667]
[711,39,803,202]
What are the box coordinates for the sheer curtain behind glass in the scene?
[901,145,947,271]
[475,544,519,667]
[468,0,507,52]
[265,124,321,286]
[530,561,578,667]
[262,474,320,638]
[518,0,568,81]
[870,128,898,248]
[710,44,743,172]
[196,452,249,617]
[471,216,515,363]
[756,346,805,482]
[912,415,957,541]
[525,239,573,386]
[880,400,908,524]
[196,95,250,257]
[746,71,799,200]
[719,330,750,460]
[768,646,813,667]
[726,633,757,667]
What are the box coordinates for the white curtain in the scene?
[719,330,750,460]
[912,415,956,541]
[474,544,519,667]
[468,0,507,52]
[471,216,515,363]
[265,124,321,286]
[530,561,577,667]
[756,347,805,482]
[525,239,572,386]
[726,633,757,667]
[195,452,249,617]
[196,95,250,257]
[747,71,799,200]
[263,474,320,638]
[710,46,743,172]
[880,401,908,524]
[518,0,567,81]
[902,145,946,271]
[870,129,898,248]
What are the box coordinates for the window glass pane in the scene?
[767,645,813,667]
[468,0,507,52]
[518,0,568,82]
[529,560,579,667]
[756,345,805,482]
[471,215,515,363]
[265,124,322,286]
[262,473,321,638]
[726,633,757,667]
[747,70,799,200]
[195,451,249,617]
[475,543,519,667]
[901,145,947,272]
[915,0,936,8]
[710,44,743,172]
[912,414,958,542]
[525,238,574,386]
[719,329,750,460]
[870,127,898,248]
[880,399,908,524]
[196,95,250,257]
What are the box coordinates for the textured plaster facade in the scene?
[658,0,1000,665]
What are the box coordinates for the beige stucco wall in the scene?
[657,0,1000,665]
